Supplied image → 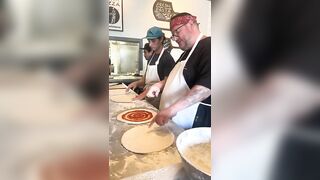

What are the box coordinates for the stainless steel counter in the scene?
[109,84,187,180]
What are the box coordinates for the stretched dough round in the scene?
[121,124,175,154]
[109,89,127,96]
[110,94,135,103]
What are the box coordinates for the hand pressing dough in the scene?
[121,124,175,154]
[110,94,136,103]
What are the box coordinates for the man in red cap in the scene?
[147,12,211,129]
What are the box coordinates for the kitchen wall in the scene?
[109,0,211,67]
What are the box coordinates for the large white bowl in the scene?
[176,127,211,180]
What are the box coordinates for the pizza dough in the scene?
[110,94,136,103]
[116,108,157,124]
[109,89,127,96]
[109,83,119,86]
[121,124,175,154]
[109,84,125,89]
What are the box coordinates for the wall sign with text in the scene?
[109,0,123,31]
[153,0,177,22]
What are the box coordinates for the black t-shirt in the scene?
[177,37,211,104]
[148,50,175,80]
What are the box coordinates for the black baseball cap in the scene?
[140,43,152,52]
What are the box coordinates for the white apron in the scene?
[160,33,210,129]
[144,47,164,88]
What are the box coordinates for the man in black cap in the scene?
[141,43,153,61]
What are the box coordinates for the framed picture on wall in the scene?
[109,0,123,31]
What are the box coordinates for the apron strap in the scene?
[143,53,155,83]
[144,47,164,86]
[200,102,211,107]
[155,47,165,65]
[184,33,203,62]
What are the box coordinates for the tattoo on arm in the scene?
[185,85,211,105]
[170,85,211,115]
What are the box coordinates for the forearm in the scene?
[155,77,167,90]
[146,77,168,98]
[169,85,211,115]
[136,76,145,87]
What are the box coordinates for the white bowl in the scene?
[176,127,211,180]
